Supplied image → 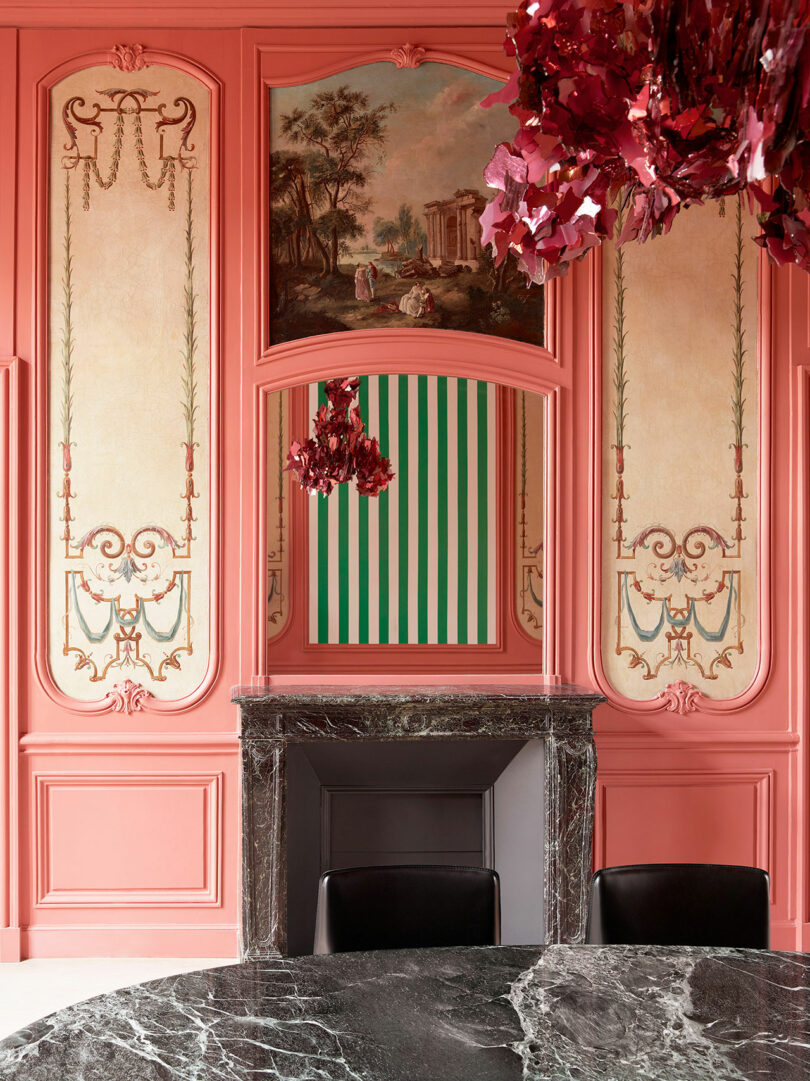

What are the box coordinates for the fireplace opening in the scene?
[285,739,544,955]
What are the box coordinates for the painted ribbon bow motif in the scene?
[287,377,394,497]
[481,0,810,284]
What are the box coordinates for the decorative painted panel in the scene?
[601,200,759,700]
[305,376,497,645]
[266,390,290,637]
[515,389,543,641]
[48,65,211,701]
[268,61,544,347]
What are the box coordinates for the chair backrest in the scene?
[586,863,770,948]
[313,864,501,954]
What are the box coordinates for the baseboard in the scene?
[771,920,801,952]
[0,926,22,962]
[21,925,239,959]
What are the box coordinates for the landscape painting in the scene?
[268,62,545,347]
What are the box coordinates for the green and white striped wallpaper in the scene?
[308,375,497,645]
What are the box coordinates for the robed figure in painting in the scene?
[399,283,425,317]
[355,264,372,302]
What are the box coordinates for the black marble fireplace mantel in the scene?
[233,683,604,960]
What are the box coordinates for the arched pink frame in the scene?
[586,246,773,717]
[240,38,566,684]
[248,40,549,363]
[33,48,222,715]
[250,333,563,680]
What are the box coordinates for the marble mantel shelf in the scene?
[233,682,604,959]
[232,682,605,741]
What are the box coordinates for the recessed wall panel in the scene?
[601,202,759,700]
[47,65,211,701]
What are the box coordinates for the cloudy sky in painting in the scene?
[270,62,514,248]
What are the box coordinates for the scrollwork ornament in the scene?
[390,43,427,69]
[656,680,702,716]
[109,679,152,714]
[111,44,147,73]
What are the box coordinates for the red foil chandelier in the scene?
[481,0,810,283]
[287,377,394,497]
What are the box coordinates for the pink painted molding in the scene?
[792,362,810,927]
[389,43,427,68]
[586,248,774,717]
[33,771,222,908]
[246,332,564,680]
[245,37,512,363]
[0,357,21,961]
[20,925,239,959]
[108,681,152,715]
[31,48,222,715]
[0,2,514,29]
[656,680,702,716]
[594,768,774,897]
[19,732,238,754]
[110,43,146,71]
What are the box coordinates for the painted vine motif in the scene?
[516,390,543,642]
[609,197,752,687]
[56,83,201,687]
[267,391,289,633]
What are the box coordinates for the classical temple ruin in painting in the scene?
[423,189,487,263]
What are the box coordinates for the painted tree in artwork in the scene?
[280,87,395,275]
[373,217,400,256]
[395,203,427,258]
[270,150,331,273]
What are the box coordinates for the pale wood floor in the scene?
[0,957,236,1040]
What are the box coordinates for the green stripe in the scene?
[378,376,390,643]
[317,382,329,643]
[398,375,409,643]
[457,379,468,645]
[417,375,429,643]
[358,376,370,644]
[477,381,488,643]
[337,480,349,643]
[436,376,448,643]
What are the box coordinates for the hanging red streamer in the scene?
[287,377,395,497]
[482,0,810,283]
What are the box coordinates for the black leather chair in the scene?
[313,864,501,954]
[586,863,770,948]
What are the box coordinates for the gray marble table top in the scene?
[1,944,808,1080]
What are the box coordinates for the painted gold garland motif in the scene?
[57,85,199,685]
[610,198,748,682]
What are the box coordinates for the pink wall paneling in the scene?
[588,219,772,719]
[20,738,238,957]
[596,772,772,880]
[0,357,21,961]
[0,11,807,959]
[35,48,221,717]
[34,772,221,906]
[9,27,245,958]
[15,26,244,737]
[0,2,515,28]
